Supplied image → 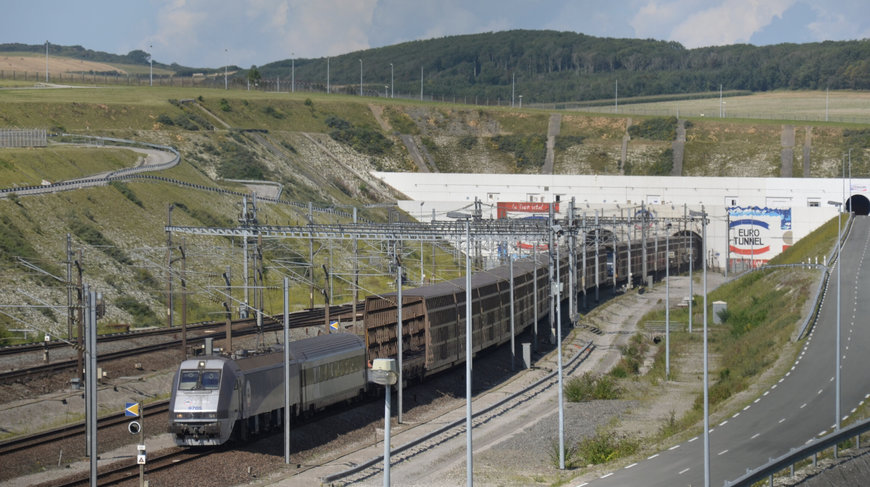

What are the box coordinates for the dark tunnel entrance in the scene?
[847,195,870,216]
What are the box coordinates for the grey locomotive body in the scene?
[169,333,366,446]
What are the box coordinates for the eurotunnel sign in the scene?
[728,207,793,265]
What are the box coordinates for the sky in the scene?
[2,0,869,69]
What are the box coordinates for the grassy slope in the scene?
[0,85,865,342]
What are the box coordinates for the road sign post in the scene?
[125,402,145,487]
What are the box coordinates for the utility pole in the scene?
[76,251,84,383]
[179,243,187,358]
[166,204,174,328]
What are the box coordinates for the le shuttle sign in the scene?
[728,206,793,264]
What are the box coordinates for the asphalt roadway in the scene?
[582,216,870,487]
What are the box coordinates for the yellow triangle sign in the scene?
[125,402,140,417]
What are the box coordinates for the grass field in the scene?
[581,90,870,125]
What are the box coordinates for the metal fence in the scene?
[0,129,47,148]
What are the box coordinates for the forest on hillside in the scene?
[263,30,870,103]
[5,30,870,102]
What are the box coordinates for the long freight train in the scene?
[169,230,700,446]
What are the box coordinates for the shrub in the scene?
[219,98,231,112]
[116,296,159,327]
[554,135,585,151]
[110,181,144,208]
[548,440,581,468]
[325,115,394,156]
[577,430,639,465]
[628,116,679,141]
[458,135,477,150]
[565,373,621,402]
[489,135,547,169]
[69,218,133,265]
[156,114,174,126]
[263,105,284,119]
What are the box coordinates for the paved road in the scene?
[584,216,870,487]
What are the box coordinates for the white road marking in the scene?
[718,449,729,455]
[679,468,690,475]
[669,445,680,451]
[778,418,786,424]
[751,433,761,439]
[801,403,807,409]
[625,463,638,469]
[600,472,614,479]
[648,454,659,460]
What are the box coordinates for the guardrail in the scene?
[724,417,870,486]
[0,134,374,223]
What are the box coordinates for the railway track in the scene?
[35,446,214,487]
[0,304,361,385]
[323,341,596,484]
[0,401,170,456]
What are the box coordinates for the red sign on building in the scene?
[496,201,559,219]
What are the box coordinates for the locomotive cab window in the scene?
[178,369,222,390]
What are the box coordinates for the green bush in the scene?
[110,181,144,208]
[156,114,173,126]
[219,98,231,112]
[549,440,581,469]
[577,430,639,465]
[457,135,477,150]
[69,217,133,265]
[325,115,394,156]
[216,140,267,180]
[565,373,620,402]
[116,296,159,327]
[554,135,585,151]
[628,117,679,141]
[489,135,547,169]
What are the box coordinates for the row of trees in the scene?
[259,30,870,102]
[6,31,870,102]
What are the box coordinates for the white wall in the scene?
[376,172,856,269]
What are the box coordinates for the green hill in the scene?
[0,83,868,343]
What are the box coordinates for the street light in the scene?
[830,192,844,437]
[45,41,49,83]
[369,358,398,487]
[390,63,394,98]
[689,207,709,487]
[149,44,153,87]
[291,53,295,93]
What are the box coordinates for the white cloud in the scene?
[668,0,796,47]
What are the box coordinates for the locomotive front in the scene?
[169,357,240,446]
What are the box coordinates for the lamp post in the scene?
[390,63,394,98]
[291,53,295,93]
[149,44,153,87]
[369,359,398,487]
[359,59,363,96]
[45,41,49,83]
[689,207,709,487]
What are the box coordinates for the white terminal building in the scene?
[374,173,867,272]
